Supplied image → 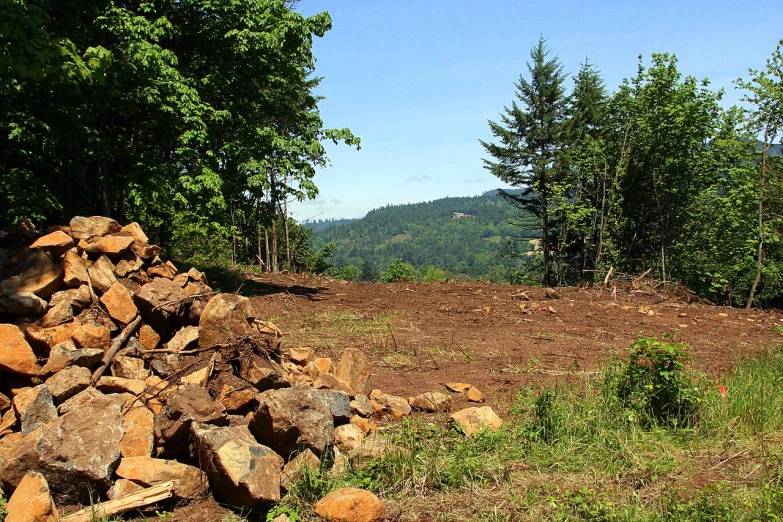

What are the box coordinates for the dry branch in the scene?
[91,315,143,384]
[61,481,174,522]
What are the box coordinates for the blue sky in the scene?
[291,1,781,221]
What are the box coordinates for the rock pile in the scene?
[0,217,502,520]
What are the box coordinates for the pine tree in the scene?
[480,37,567,287]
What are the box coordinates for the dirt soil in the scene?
[245,273,783,406]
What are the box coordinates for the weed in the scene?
[265,504,301,522]
[603,335,702,429]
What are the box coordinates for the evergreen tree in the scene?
[480,37,567,286]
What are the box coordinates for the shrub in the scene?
[603,335,702,429]
[382,258,418,282]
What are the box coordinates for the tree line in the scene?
[482,38,783,307]
[0,0,358,271]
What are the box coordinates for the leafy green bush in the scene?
[382,258,418,282]
[603,335,702,429]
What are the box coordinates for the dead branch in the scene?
[603,266,614,287]
[91,315,143,384]
[60,481,174,522]
[151,292,216,311]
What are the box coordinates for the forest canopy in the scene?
[0,0,358,270]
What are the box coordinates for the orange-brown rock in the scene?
[130,241,160,260]
[314,487,384,522]
[25,321,79,350]
[334,348,371,396]
[172,272,189,287]
[288,347,315,366]
[350,415,377,435]
[466,386,485,403]
[40,286,90,328]
[334,424,364,453]
[71,321,111,351]
[217,381,259,413]
[114,457,208,501]
[120,222,149,245]
[445,382,472,393]
[96,377,147,396]
[313,373,354,395]
[69,216,121,240]
[44,366,90,403]
[100,282,138,324]
[120,403,155,458]
[138,324,161,350]
[29,230,74,258]
[111,356,148,380]
[0,291,47,315]
[87,255,118,294]
[107,478,144,500]
[42,340,102,375]
[61,250,89,287]
[4,471,59,522]
[306,357,334,379]
[0,249,63,298]
[280,448,320,492]
[0,392,10,412]
[85,233,133,257]
[449,406,503,436]
[0,324,42,376]
[147,263,176,279]
[134,278,184,333]
[408,391,450,412]
[198,294,255,349]
[114,250,144,277]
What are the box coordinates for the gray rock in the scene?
[191,423,284,506]
[0,392,125,504]
[249,386,335,458]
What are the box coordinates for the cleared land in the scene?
[164,273,783,521]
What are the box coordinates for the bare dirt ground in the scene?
[158,273,782,521]
[246,273,783,410]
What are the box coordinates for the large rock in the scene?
[71,321,111,351]
[100,282,138,324]
[237,355,289,390]
[25,321,79,351]
[135,278,184,334]
[154,385,227,457]
[450,406,503,436]
[167,326,199,352]
[42,340,102,375]
[0,249,63,298]
[87,255,118,294]
[5,471,58,522]
[114,250,144,277]
[314,487,384,522]
[334,424,364,453]
[138,324,161,350]
[13,384,57,435]
[29,230,74,258]
[334,348,372,395]
[120,401,155,458]
[0,324,41,376]
[198,294,255,349]
[0,291,47,315]
[249,386,335,458]
[0,392,125,503]
[44,366,91,403]
[40,286,91,328]
[85,234,134,257]
[69,216,120,240]
[114,457,208,501]
[191,423,284,506]
[61,250,89,287]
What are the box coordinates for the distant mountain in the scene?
[306,217,358,234]
[310,190,540,280]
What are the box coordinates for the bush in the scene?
[603,335,702,429]
[382,258,418,282]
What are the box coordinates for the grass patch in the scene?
[279,337,783,521]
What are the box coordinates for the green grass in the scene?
[277,338,783,521]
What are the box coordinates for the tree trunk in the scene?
[747,142,769,309]
[283,196,292,270]
[271,218,279,272]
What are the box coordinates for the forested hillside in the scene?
[310,191,540,282]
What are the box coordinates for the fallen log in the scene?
[61,481,174,522]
